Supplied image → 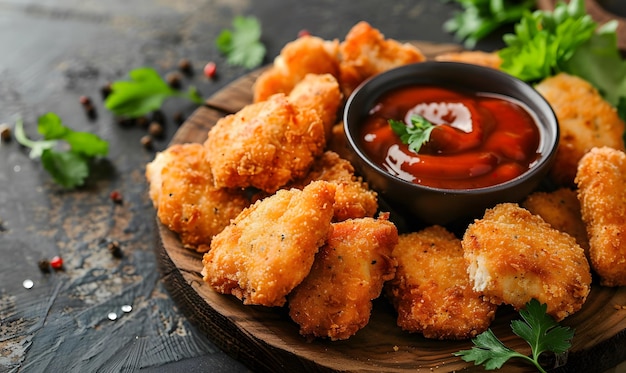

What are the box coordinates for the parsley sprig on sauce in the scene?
[389,114,436,154]
[455,299,574,372]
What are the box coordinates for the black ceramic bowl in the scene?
[343,61,559,226]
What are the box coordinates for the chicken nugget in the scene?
[522,188,589,256]
[535,73,625,186]
[290,151,378,221]
[462,203,591,321]
[253,35,340,102]
[288,214,398,340]
[576,146,626,287]
[288,73,343,141]
[386,226,497,340]
[205,93,325,193]
[339,21,425,97]
[202,181,336,307]
[145,143,250,252]
[434,50,502,69]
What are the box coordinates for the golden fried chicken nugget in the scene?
[339,21,425,96]
[202,181,336,307]
[522,188,589,256]
[290,151,378,221]
[434,50,502,69]
[535,73,626,186]
[253,35,340,102]
[145,143,250,252]
[576,147,626,287]
[205,93,326,193]
[288,73,343,141]
[288,214,398,340]
[387,226,497,340]
[462,203,591,321]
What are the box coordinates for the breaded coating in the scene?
[576,147,626,287]
[290,151,378,221]
[145,143,250,252]
[434,50,502,69]
[288,73,343,141]
[462,203,591,321]
[386,226,497,340]
[204,93,326,193]
[202,181,336,307]
[288,214,398,340]
[253,35,340,102]
[326,121,357,164]
[535,73,626,186]
[522,188,589,256]
[339,21,425,97]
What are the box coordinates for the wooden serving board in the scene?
[155,42,626,372]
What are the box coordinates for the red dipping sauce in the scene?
[360,85,541,189]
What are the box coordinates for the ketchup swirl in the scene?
[360,86,541,189]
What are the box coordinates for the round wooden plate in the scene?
[155,42,626,373]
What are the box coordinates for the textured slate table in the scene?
[0,1,622,372]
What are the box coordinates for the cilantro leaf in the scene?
[14,114,109,189]
[443,0,535,48]
[40,149,89,189]
[105,67,204,118]
[455,299,574,373]
[37,112,70,139]
[216,16,266,69]
[389,114,436,154]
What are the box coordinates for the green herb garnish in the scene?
[443,0,536,48]
[498,0,597,82]
[455,299,574,372]
[215,16,266,69]
[15,113,109,188]
[104,67,204,118]
[498,0,626,121]
[389,114,436,154]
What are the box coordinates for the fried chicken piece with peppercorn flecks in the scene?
[145,143,251,252]
[252,34,340,103]
[288,213,398,341]
[462,203,591,322]
[386,225,497,340]
[576,147,626,287]
[522,187,589,260]
[534,73,625,187]
[288,73,343,142]
[288,150,378,222]
[338,21,426,97]
[202,180,336,307]
[204,93,326,193]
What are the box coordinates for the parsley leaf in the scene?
[562,21,626,110]
[443,0,535,48]
[498,0,597,82]
[105,67,204,118]
[389,114,436,154]
[455,299,574,373]
[14,113,109,188]
[216,16,266,69]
